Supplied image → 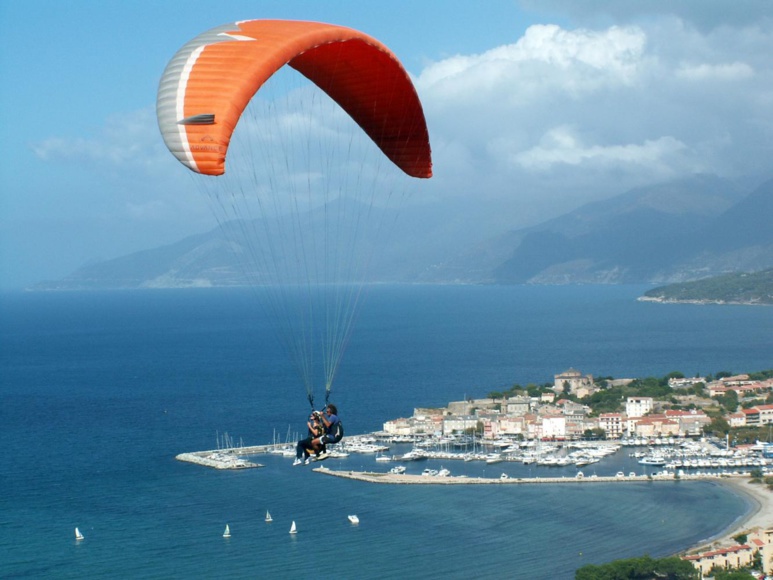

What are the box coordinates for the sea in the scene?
[1,284,771,579]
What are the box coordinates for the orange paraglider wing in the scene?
[157,19,432,178]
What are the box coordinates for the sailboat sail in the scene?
[75,527,84,541]
[223,524,231,538]
[289,521,297,534]
[265,511,272,522]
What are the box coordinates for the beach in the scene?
[695,478,773,550]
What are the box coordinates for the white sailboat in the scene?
[75,527,84,541]
[223,524,231,538]
[347,515,359,524]
[265,510,273,523]
[289,521,297,534]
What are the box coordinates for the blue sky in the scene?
[1,0,772,288]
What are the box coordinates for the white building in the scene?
[626,396,653,418]
[541,415,567,439]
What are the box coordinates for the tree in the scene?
[575,555,698,579]
[711,569,758,580]
[714,389,739,413]
[583,427,607,440]
[706,416,730,437]
[526,383,544,397]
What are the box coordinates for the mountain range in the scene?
[33,174,773,290]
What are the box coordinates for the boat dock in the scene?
[175,442,287,470]
[312,466,746,485]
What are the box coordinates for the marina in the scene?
[175,433,773,487]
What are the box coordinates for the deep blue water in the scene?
[1,285,771,579]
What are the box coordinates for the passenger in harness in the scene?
[312,404,343,461]
[293,411,325,466]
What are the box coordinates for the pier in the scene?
[312,466,746,485]
[175,442,286,469]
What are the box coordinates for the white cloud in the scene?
[675,61,754,81]
[512,126,688,172]
[31,108,166,171]
[418,24,647,102]
[416,16,773,207]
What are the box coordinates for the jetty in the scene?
[175,443,282,470]
[312,466,746,485]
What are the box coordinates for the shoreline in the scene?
[687,478,771,553]
[315,467,772,556]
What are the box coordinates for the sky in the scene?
[1,0,772,289]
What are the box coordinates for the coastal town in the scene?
[376,367,773,578]
[382,368,773,444]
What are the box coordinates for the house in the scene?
[743,408,760,426]
[598,413,626,438]
[485,415,528,439]
[683,527,773,576]
[442,415,479,435]
[668,376,706,388]
[727,411,747,428]
[553,368,594,395]
[630,415,679,437]
[683,544,757,576]
[664,409,711,436]
[383,417,413,436]
[757,405,773,425]
[626,396,654,418]
[540,415,567,440]
[504,396,531,417]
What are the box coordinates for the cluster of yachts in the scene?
[329,436,624,467]
[631,441,772,470]
[388,442,622,467]
[267,433,773,477]
[269,436,390,459]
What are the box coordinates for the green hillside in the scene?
[643,269,773,305]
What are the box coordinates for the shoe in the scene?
[305,457,312,465]
[292,458,302,466]
[316,451,329,461]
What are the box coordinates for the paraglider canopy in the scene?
[157,19,432,178]
[156,19,432,409]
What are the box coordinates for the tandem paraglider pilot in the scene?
[293,405,343,465]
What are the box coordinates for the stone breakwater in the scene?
[313,467,745,485]
[176,451,263,470]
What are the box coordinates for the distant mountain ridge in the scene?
[33,175,773,290]
[424,175,773,285]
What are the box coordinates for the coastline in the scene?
[688,478,771,552]
[314,466,772,556]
